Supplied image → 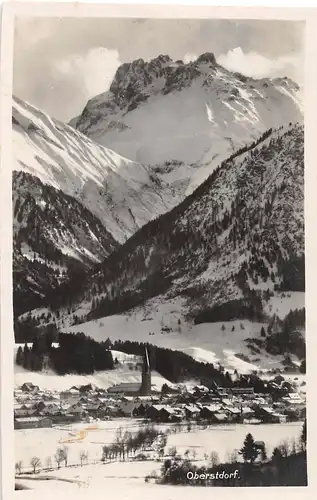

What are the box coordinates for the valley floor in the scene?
[15,419,303,482]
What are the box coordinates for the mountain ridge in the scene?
[33,123,304,328]
[13,95,178,245]
[72,52,303,195]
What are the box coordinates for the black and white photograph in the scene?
[0,2,311,496]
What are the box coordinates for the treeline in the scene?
[277,255,305,292]
[102,425,162,462]
[44,262,88,312]
[16,330,114,375]
[265,308,305,359]
[112,339,302,394]
[194,295,264,324]
[15,315,44,344]
[51,332,114,375]
[112,339,233,385]
[88,270,172,321]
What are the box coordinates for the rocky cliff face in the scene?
[73,53,302,195]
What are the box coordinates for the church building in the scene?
[107,347,152,396]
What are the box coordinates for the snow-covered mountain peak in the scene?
[195,52,217,65]
[13,96,179,244]
[72,52,303,192]
[110,54,173,95]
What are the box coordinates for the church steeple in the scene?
[140,347,151,396]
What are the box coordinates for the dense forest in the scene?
[16,330,114,375]
[13,170,118,317]
[264,308,305,359]
[194,295,265,324]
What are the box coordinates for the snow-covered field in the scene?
[263,292,305,319]
[14,291,305,393]
[15,473,216,500]
[61,297,293,374]
[15,420,303,469]
[15,420,303,495]
[14,362,172,393]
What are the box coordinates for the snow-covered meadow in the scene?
[15,420,303,495]
[16,419,303,471]
[60,293,304,374]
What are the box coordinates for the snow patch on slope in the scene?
[60,297,290,374]
[13,96,178,243]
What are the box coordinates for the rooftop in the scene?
[15,417,51,423]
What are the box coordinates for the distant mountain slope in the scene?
[13,96,178,244]
[73,53,303,194]
[59,123,303,324]
[13,170,119,316]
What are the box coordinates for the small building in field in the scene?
[14,416,53,430]
[145,404,182,422]
[60,389,80,401]
[199,404,222,420]
[184,405,201,420]
[50,413,78,425]
[21,383,39,394]
[231,387,255,398]
[254,405,284,423]
[67,402,85,417]
[210,412,228,424]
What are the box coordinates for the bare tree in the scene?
[168,446,177,458]
[288,438,296,455]
[158,434,167,459]
[279,439,291,458]
[30,456,41,474]
[79,450,88,467]
[15,461,23,475]
[45,457,52,470]
[115,428,126,461]
[209,451,220,467]
[228,449,239,463]
[55,448,64,469]
[102,445,113,462]
[61,446,69,467]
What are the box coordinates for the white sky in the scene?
[13,18,304,122]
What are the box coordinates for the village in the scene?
[14,349,306,431]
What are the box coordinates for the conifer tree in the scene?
[23,343,30,369]
[16,346,23,366]
[239,433,259,464]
